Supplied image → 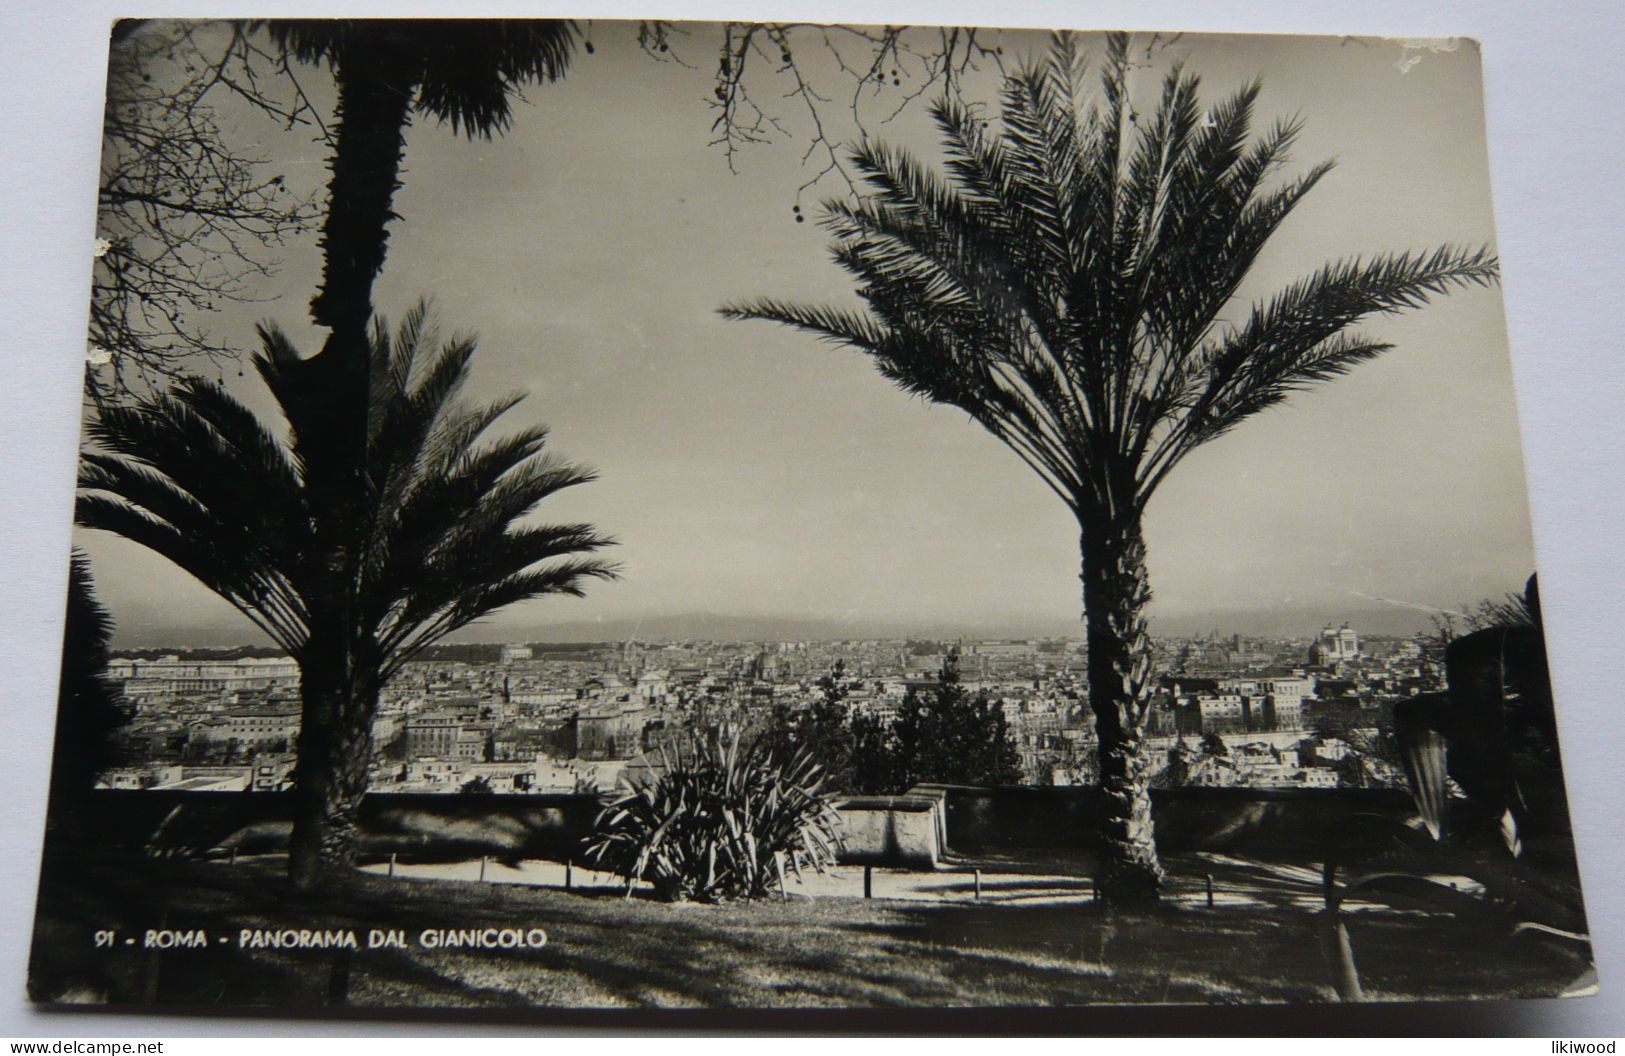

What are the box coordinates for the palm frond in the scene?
[414,21,578,138]
[83,385,308,565]
[361,433,577,605]
[417,393,530,480]
[382,556,619,677]
[169,379,305,505]
[721,299,892,353]
[74,493,306,653]
[726,32,1499,524]
[267,20,579,139]
[1206,244,1497,410]
[78,298,614,677]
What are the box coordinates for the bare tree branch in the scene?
[610,21,1012,206]
[89,21,323,405]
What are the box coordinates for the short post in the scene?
[565,859,574,891]
[388,852,396,878]
[864,865,873,899]
[228,846,237,866]
[1205,872,1214,908]
[973,868,982,901]
[479,855,488,882]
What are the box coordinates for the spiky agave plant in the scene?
[585,725,843,902]
[77,300,617,887]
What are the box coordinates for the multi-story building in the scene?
[406,713,465,758]
[1309,624,1361,666]
[1197,694,1251,734]
[492,722,572,761]
[511,687,577,709]
[188,707,301,750]
[452,727,490,761]
[107,656,300,696]
[575,702,650,760]
[1259,676,1312,730]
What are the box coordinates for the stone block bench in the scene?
[832,794,943,870]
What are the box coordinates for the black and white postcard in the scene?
[28,18,1597,1011]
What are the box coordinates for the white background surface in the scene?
[1,0,1620,1037]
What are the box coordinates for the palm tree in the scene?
[724,33,1499,904]
[77,301,617,888]
[259,27,581,801]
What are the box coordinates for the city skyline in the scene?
[73,26,1537,649]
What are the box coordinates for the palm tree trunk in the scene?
[1080,509,1166,905]
[289,660,378,891]
[285,46,413,892]
[310,49,415,337]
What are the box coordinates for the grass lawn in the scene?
[28,848,1590,1010]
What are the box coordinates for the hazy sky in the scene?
[79,24,1535,644]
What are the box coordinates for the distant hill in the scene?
[107,606,1435,650]
[109,644,289,661]
[472,608,1436,643]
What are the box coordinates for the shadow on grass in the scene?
[28,844,1591,1011]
